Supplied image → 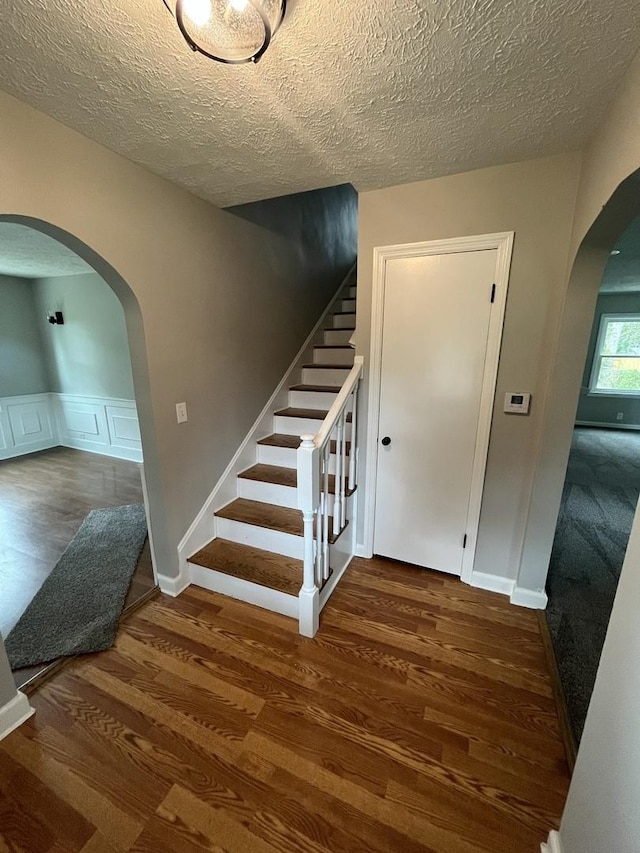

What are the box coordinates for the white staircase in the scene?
[187,277,360,634]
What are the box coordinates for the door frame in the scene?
[363,231,514,584]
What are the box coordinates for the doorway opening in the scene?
[545,212,640,749]
[0,221,158,690]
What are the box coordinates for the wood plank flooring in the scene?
[0,447,156,690]
[0,557,569,852]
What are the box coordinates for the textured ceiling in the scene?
[601,217,640,294]
[0,224,93,278]
[0,1,639,206]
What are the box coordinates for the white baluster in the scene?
[340,407,347,528]
[348,383,358,490]
[333,421,343,536]
[322,442,330,581]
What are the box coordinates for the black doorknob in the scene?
[381,436,391,446]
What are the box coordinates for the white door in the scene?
[373,249,499,576]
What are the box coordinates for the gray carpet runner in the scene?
[6,503,148,669]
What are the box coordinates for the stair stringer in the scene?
[176,264,356,583]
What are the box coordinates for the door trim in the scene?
[363,232,514,584]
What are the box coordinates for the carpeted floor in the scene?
[546,427,640,742]
[6,503,148,669]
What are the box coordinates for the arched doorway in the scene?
[0,215,164,687]
[516,168,640,756]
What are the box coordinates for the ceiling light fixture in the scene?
[611,249,621,256]
[162,0,286,64]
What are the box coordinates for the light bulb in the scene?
[183,0,212,26]
[229,0,249,11]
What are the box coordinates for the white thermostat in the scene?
[504,392,531,414]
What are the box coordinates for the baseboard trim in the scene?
[354,544,372,559]
[0,691,35,741]
[319,554,354,611]
[188,562,299,619]
[468,571,516,597]
[157,569,191,598]
[511,585,548,609]
[576,419,640,431]
[541,829,563,853]
[177,263,357,566]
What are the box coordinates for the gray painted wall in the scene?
[33,273,135,399]
[576,291,640,427]
[0,274,48,397]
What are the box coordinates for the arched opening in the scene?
[0,214,166,687]
[517,168,640,755]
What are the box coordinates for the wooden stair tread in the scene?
[275,407,353,422]
[214,498,348,541]
[239,463,298,488]
[289,384,342,393]
[189,539,302,596]
[216,498,303,536]
[257,433,351,454]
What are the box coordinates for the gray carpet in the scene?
[6,504,148,669]
[546,427,640,742]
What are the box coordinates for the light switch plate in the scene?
[504,392,531,414]
[176,402,188,424]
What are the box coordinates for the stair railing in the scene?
[297,355,364,637]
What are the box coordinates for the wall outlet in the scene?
[176,402,188,424]
[617,412,624,421]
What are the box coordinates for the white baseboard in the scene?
[177,263,357,568]
[468,571,516,597]
[188,562,299,619]
[511,585,548,609]
[320,553,354,611]
[541,829,563,853]
[157,568,191,597]
[0,691,35,741]
[576,420,640,431]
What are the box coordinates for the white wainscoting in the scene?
[0,393,142,462]
[0,394,57,460]
[52,394,143,462]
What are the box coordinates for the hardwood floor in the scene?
[0,447,156,689]
[0,557,569,852]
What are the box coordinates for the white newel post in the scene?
[298,434,320,637]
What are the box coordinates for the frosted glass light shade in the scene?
[162,0,286,64]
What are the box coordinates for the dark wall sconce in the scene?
[47,311,64,325]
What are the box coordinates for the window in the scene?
[590,314,640,395]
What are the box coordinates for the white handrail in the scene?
[297,354,363,638]
[314,357,363,449]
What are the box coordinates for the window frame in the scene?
[589,312,640,397]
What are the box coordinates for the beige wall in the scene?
[522,52,640,853]
[356,152,581,582]
[0,91,355,710]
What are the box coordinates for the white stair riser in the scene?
[258,443,347,474]
[313,347,355,366]
[238,477,297,510]
[189,564,299,619]
[275,415,352,440]
[348,285,357,298]
[333,313,356,329]
[341,298,356,312]
[289,389,340,409]
[238,477,338,514]
[215,516,303,559]
[302,366,352,385]
[323,329,353,345]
